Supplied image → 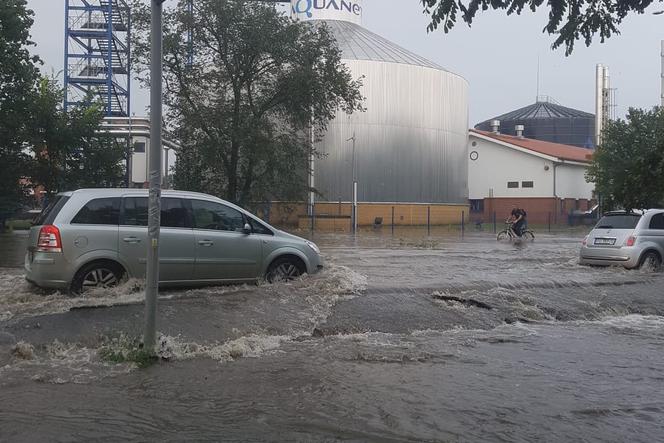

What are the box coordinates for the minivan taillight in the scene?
[582,236,588,246]
[37,225,63,253]
[625,236,637,247]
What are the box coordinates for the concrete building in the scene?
[280,0,470,230]
[468,130,595,224]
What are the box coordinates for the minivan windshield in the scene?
[595,214,641,230]
[33,195,70,226]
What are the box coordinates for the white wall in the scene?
[556,164,594,199]
[468,134,595,201]
[468,136,554,199]
[130,136,149,184]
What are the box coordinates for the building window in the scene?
[522,181,534,188]
[507,181,519,189]
[133,141,146,153]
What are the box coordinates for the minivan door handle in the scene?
[123,237,141,244]
[198,240,214,247]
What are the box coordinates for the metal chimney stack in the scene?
[595,64,611,147]
[515,124,525,138]
[490,119,501,134]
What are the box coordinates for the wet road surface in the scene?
[1,230,663,441]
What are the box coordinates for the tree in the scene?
[27,77,126,195]
[586,107,664,210]
[421,0,661,55]
[130,0,364,206]
[0,0,40,230]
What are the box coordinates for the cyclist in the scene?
[508,207,527,237]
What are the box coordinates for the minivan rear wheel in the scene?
[639,251,662,272]
[71,261,125,295]
[266,257,305,283]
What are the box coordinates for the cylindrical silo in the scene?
[291,0,469,204]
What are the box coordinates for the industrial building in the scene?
[475,99,596,149]
[468,129,595,225]
[276,0,470,230]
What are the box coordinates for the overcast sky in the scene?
[26,0,663,125]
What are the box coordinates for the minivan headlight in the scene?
[306,241,320,254]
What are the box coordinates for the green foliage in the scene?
[586,107,664,210]
[131,0,364,205]
[26,77,127,195]
[98,334,158,368]
[421,0,660,55]
[0,0,41,230]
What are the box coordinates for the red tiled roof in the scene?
[471,129,593,163]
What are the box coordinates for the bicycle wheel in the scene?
[522,230,535,241]
[497,230,510,241]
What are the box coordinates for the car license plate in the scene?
[594,238,616,246]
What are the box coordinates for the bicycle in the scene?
[497,221,535,242]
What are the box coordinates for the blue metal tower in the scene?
[64,0,131,117]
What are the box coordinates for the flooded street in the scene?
[1,230,664,441]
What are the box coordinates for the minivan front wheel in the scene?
[266,257,306,283]
[71,261,125,295]
[639,251,662,272]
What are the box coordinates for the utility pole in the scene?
[347,132,357,234]
[144,0,166,354]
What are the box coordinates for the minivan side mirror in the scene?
[242,223,252,235]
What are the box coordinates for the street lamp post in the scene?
[347,132,357,234]
[144,0,166,354]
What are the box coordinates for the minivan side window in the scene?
[191,200,244,232]
[123,197,190,228]
[649,213,664,230]
[71,198,120,225]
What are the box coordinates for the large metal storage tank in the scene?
[291,0,469,204]
[475,99,596,148]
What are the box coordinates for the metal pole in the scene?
[353,181,358,234]
[461,211,465,238]
[144,0,165,354]
[163,147,170,189]
[661,40,664,107]
[308,109,315,217]
[391,206,394,235]
[63,1,70,112]
[427,206,431,235]
[348,132,357,234]
[126,115,132,187]
[493,211,497,234]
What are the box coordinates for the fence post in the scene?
[427,206,431,235]
[493,211,497,234]
[462,211,465,238]
[391,206,395,235]
[311,204,315,235]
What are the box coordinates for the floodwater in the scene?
[1,229,664,442]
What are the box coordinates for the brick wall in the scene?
[480,197,595,225]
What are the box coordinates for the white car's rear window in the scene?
[595,214,641,230]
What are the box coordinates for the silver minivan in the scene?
[25,189,323,293]
[579,209,664,270]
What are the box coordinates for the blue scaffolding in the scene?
[64,0,131,117]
